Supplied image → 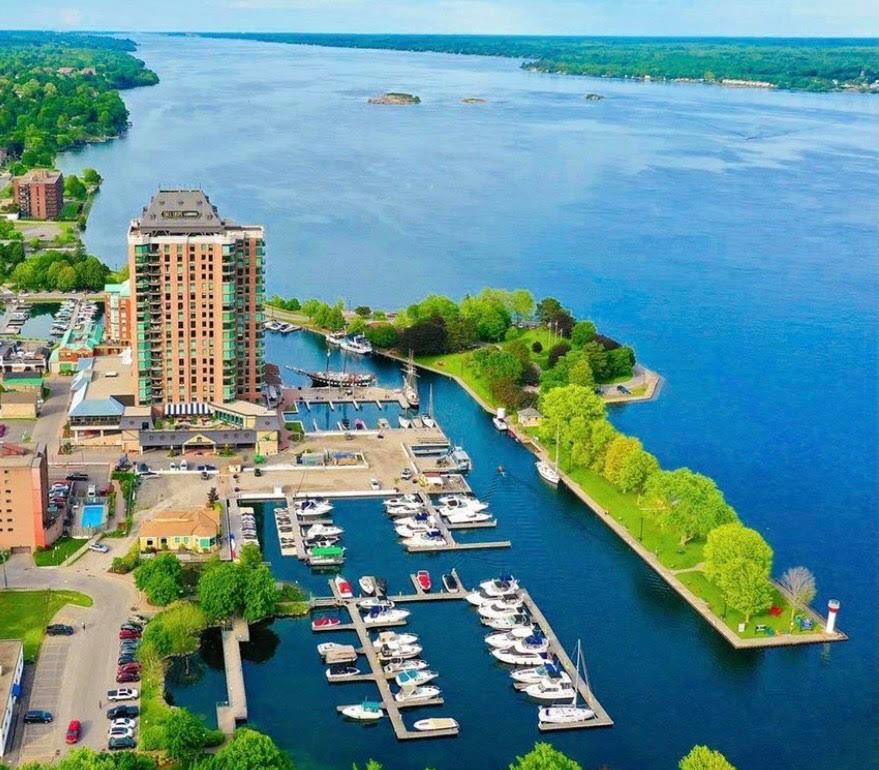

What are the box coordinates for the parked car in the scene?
[111,718,137,730]
[107,705,139,720]
[117,663,142,675]
[107,688,139,701]
[65,472,88,482]
[24,710,53,724]
[107,726,134,739]
[88,543,110,553]
[254,467,262,477]
[128,614,150,625]
[119,641,140,652]
[46,624,74,636]
[119,629,141,640]
[120,622,142,632]
[65,720,81,744]
[116,671,140,683]
[108,736,136,750]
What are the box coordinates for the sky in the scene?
[2,0,877,37]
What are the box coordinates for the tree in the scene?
[444,314,478,352]
[588,419,618,471]
[210,727,293,770]
[207,487,219,506]
[476,349,524,385]
[779,566,817,628]
[398,318,447,356]
[607,345,636,377]
[704,523,773,584]
[603,436,658,493]
[583,340,611,380]
[719,557,774,623]
[539,384,606,467]
[536,297,563,322]
[461,291,511,341]
[197,561,245,621]
[164,707,208,765]
[510,288,535,321]
[63,173,87,199]
[567,357,594,388]
[490,376,525,409]
[81,167,102,186]
[570,320,597,347]
[509,742,583,770]
[364,322,398,349]
[354,305,371,317]
[547,342,571,368]
[642,469,738,545]
[134,552,183,606]
[406,294,459,325]
[679,745,737,770]
[243,563,280,622]
[238,542,262,570]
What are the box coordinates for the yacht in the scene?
[413,717,458,732]
[386,502,425,517]
[372,631,419,648]
[327,332,345,347]
[492,648,549,666]
[479,576,520,597]
[511,663,569,685]
[514,632,550,655]
[484,627,536,649]
[395,668,438,687]
[359,576,377,596]
[394,685,441,704]
[303,523,343,539]
[536,425,561,486]
[525,679,577,701]
[382,658,428,674]
[437,496,488,514]
[326,665,361,681]
[402,355,420,408]
[421,414,436,428]
[441,572,460,592]
[363,608,411,626]
[358,597,395,610]
[376,643,422,661]
[333,575,354,598]
[536,640,595,725]
[397,415,412,429]
[384,494,420,507]
[339,334,373,355]
[443,510,494,526]
[482,613,531,631]
[340,701,384,721]
[478,600,525,619]
[402,531,446,548]
[492,408,509,431]
[293,498,334,517]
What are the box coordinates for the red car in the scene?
[65,720,81,744]
[117,662,142,674]
[116,671,140,683]
[119,629,141,640]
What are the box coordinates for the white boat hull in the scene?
[394,685,441,703]
[525,682,576,701]
[413,717,458,732]
[341,705,384,721]
[539,706,595,724]
[536,460,560,486]
[492,649,547,666]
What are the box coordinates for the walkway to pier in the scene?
[216,617,250,734]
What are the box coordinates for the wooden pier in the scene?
[216,617,251,734]
[398,492,511,553]
[519,591,614,731]
[286,385,411,410]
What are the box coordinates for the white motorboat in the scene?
[492,408,509,431]
[339,334,373,355]
[538,705,595,724]
[395,514,434,528]
[317,642,353,657]
[395,668,438,687]
[294,499,334,517]
[385,502,424,516]
[394,685,441,704]
[327,332,345,347]
[478,600,525,619]
[372,631,419,648]
[511,663,570,685]
[397,415,412,429]
[421,415,436,428]
[402,532,446,548]
[395,524,429,539]
[363,608,411,626]
[326,665,361,681]
[359,576,376,596]
[484,627,536,649]
[413,717,458,732]
[333,575,354,599]
[479,576,520,597]
[492,648,548,666]
[443,510,494,525]
[358,598,395,610]
[340,701,384,721]
[525,679,577,701]
[465,590,494,607]
[303,523,343,539]
[536,426,561,486]
[514,634,550,655]
[382,658,428,674]
[482,613,531,631]
[376,643,422,661]
[384,494,420,507]
[438,495,488,512]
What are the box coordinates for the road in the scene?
[3,542,143,764]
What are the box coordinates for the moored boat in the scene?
[492,648,549,666]
[395,668,438,687]
[510,662,568,685]
[358,597,395,610]
[479,575,520,597]
[524,678,577,701]
[372,631,419,648]
[363,607,411,626]
[333,575,354,598]
[394,685,441,703]
[340,701,384,721]
[441,572,460,592]
[413,717,459,732]
[482,613,531,630]
[382,658,428,674]
[416,570,432,592]
[538,705,595,725]
[376,643,422,661]
[359,576,377,596]
[311,616,342,631]
[326,664,360,681]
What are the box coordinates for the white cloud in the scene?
[60,7,84,27]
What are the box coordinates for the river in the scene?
[58,34,877,770]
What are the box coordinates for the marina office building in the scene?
[128,189,265,406]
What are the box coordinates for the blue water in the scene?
[60,35,878,770]
[81,503,107,528]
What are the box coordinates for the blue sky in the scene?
[4,0,877,37]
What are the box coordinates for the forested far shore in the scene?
[176,33,878,92]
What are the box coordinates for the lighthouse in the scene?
[826,599,840,633]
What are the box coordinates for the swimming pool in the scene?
[81,503,107,528]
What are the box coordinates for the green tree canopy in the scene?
[364,322,399,349]
[209,727,293,770]
[198,560,245,621]
[509,742,583,770]
[133,552,183,606]
[679,745,737,770]
[718,557,775,623]
[704,523,773,584]
[570,320,597,347]
[164,707,208,765]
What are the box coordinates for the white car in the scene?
[107,726,134,739]
[111,718,137,730]
[88,543,110,553]
[107,688,139,701]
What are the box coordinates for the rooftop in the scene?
[0,639,23,716]
[104,279,131,297]
[68,351,135,419]
[134,189,225,234]
[16,169,62,184]
[0,390,38,405]
[140,506,220,539]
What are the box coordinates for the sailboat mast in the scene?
[554,425,560,471]
[572,639,581,706]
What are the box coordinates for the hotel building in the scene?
[128,190,265,405]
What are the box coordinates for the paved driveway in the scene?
[4,549,144,763]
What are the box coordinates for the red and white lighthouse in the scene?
[826,599,840,633]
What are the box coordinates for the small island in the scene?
[584,93,605,101]
[368,92,420,105]
[461,96,487,104]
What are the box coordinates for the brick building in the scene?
[12,169,64,220]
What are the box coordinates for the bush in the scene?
[111,540,141,573]
[365,322,399,349]
[531,340,543,354]
[547,342,572,368]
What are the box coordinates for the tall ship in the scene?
[288,367,375,388]
[402,353,420,408]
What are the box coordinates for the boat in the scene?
[439,446,472,473]
[294,498,334,517]
[398,415,412,429]
[525,679,577,701]
[363,608,411,626]
[478,600,525,619]
[479,576,520,597]
[384,494,419,507]
[385,502,425,516]
[395,668,438,687]
[492,648,549,666]
[536,425,561,486]
[339,335,373,355]
[354,418,367,431]
[376,643,422,661]
[514,632,550,655]
[334,576,354,598]
[466,590,521,607]
[537,640,595,725]
[308,546,346,566]
[326,664,360,681]
[340,701,384,721]
[394,685,441,704]
[441,572,460,592]
[372,631,419,648]
[413,717,458,732]
[303,523,343,539]
[416,570,432,592]
[438,495,489,512]
[311,616,342,631]
[305,537,340,549]
[493,407,509,431]
[484,627,536,649]
[358,598,395,610]
[395,513,433,528]
[444,510,493,525]
[382,658,428,674]
[511,662,567,685]
[402,531,446,548]
[421,415,436,428]
[317,641,353,656]
[482,613,531,631]
[292,368,375,388]
[327,332,345,347]
[359,576,377,596]
[402,354,420,408]
[395,524,428,539]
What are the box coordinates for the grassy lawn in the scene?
[565,465,705,570]
[514,327,560,369]
[0,589,93,660]
[416,351,498,408]
[32,536,88,566]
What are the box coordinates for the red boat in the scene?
[334,575,353,598]
[312,617,342,631]
[416,570,432,592]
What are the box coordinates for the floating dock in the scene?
[216,617,250,734]
[399,492,511,553]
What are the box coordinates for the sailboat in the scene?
[402,352,420,408]
[422,385,436,428]
[535,425,561,486]
[537,640,595,725]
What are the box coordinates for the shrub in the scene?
[531,340,543,354]
[547,342,572,368]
